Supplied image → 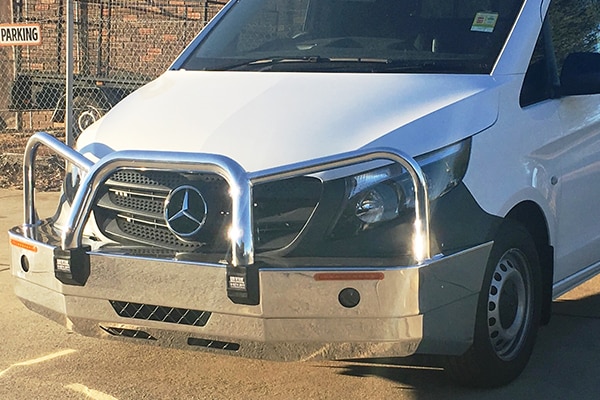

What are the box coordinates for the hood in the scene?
[77,71,500,173]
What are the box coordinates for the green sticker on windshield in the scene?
[471,12,499,33]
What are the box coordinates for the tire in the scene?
[72,95,106,139]
[444,219,542,387]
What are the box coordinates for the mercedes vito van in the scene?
[10,0,600,387]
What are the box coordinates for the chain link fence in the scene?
[0,0,226,137]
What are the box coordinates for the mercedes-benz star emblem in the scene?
[164,185,207,239]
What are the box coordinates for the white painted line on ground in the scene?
[66,383,120,400]
[0,349,77,378]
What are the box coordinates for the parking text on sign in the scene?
[0,24,42,46]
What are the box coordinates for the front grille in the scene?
[93,169,322,257]
[94,170,231,253]
[110,300,212,327]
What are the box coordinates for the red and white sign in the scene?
[0,23,42,46]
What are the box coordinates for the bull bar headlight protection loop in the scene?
[334,139,471,252]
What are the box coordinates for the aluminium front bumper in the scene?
[9,132,491,360]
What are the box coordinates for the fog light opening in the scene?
[338,287,360,308]
[20,255,30,272]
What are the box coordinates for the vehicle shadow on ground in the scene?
[329,294,600,399]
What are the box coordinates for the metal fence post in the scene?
[66,0,74,147]
[12,0,23,131]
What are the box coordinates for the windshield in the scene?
[179,0,525,74]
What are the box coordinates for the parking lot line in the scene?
[65,383,120,400]
[0,349,77,378]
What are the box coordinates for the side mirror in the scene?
[560,52,600,96]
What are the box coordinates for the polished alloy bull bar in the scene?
[22,132,431,302]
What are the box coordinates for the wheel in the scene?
[444,219,542,387]
[72,95,106,139]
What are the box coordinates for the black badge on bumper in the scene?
[226,265,259,305]
[54,246,91,286]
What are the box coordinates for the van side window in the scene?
[521,0,600,106]
[546,0,600,78]
[548,0,600,96]
[520,28,554,107]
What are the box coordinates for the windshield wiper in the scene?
[375,59,490,74]
[210,56,324,71]
[209,56,391,71]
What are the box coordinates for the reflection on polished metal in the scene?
[22,132,431,266]
[9,221,491,359]
[23,132,93,228]
[164,185,208,238]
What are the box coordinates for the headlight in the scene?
[351,170,405,224]
[331,138,471,237]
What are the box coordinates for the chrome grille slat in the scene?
[116,212,168,229]
[99,189,167,217]
[96,245,178,258]
[109,170,188,188]
[104,218,199,250]
[109,187,169,202]
[104,179,173,193]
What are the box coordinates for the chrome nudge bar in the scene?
[23,132,94,228]
[22,132,431,267]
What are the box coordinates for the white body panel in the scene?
[77,72,498,172]
[554,96,600,280]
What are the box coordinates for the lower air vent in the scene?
[100,325,156,340]
[110,300,211,327]
[187,337,240,351]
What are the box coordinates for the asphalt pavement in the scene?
[2,188,600,399]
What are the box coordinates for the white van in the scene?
[10,0,600,387]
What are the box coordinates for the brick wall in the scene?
[1,0,226,132]
[12,0,223,78]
